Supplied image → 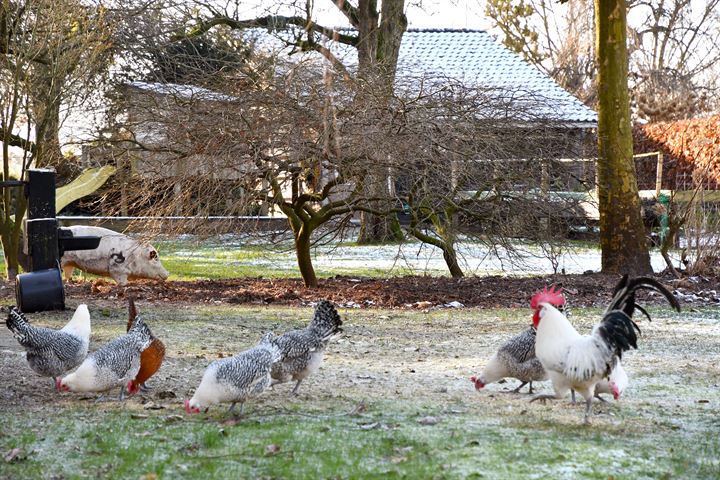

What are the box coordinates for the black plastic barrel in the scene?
[15,267,65,313]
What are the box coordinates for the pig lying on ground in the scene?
[60,225,169,286]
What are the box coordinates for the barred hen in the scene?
[58,316,152,399]
[271,300,343,395]
[6,305,90,390]
[471,290,566,394]
[185,333,281,415]
[126,297,165,395]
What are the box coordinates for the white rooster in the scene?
[529,277,680,423]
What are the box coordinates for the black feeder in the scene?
[13,169,101,313]
[16,267,65,313]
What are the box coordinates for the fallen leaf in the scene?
[359,422,380,430]
[4,448,23,463]
[265,444,281,456]
[417,416,439,426]
[221,417,240,427]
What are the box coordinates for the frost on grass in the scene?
[0,305,717,479]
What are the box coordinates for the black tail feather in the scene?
[605,276,681,319]
[126,296,138,332]
[597,311,641,358]
[634,304,652,323]
[598,276,680,358]
[311,300,343,337]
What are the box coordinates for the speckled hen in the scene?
[471,293,567,394]
[6,305,90,390]
[270,300,343,395]
[185,333,281,415]
[58,316,152,399]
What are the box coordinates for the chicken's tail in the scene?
[309,300,343,340]
[126,296,138,332]
[597,276,681,359]
[129,315,153,350]
[258,332,282,363]
[605,275,681,319]
[596,311,642,359]
[6,306,31,345]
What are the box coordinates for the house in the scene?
[246,27,599,194]
[386,29,598,192]
[87,28,598,220]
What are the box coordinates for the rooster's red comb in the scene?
[530,285,565,309]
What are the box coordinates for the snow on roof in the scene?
[127,29,596,125]
[399,29,596,124]
[126,81,236,102]
[257,28,596,125]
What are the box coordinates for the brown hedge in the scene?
[633,115,720,190]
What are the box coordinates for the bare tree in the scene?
[166,0,409,243]
[484,0,597,105]
[98,46,408,287]
[390,77,593,277]
[0,0,113,279]
[630,0,720,121]
[486,0,720,119]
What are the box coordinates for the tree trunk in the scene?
[294,225,318,288]
[32,73,65,167]
[436,212,464,278]
[595,0,652,275]
[441,242,464,278]
[357,208,402,244]
[408,210,465,278]
[355,0,407,244]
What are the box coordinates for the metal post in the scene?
[25,169,59,271]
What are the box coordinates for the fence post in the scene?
[655,151,664,198]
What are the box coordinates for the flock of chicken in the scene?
[6,298,342,415]
[472,275,680,423]
[5,275,680,424]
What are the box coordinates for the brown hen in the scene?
[126,297,165,395]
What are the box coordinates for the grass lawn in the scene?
[1,303,718,479]
[141,235,671,282]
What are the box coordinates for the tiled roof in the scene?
[375,29,597,125]
[258,28,596,125]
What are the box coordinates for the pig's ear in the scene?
[149,250,158,260]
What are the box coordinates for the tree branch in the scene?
[329,0,360,28]
[176,15,359,48]
[0,128,36,154]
